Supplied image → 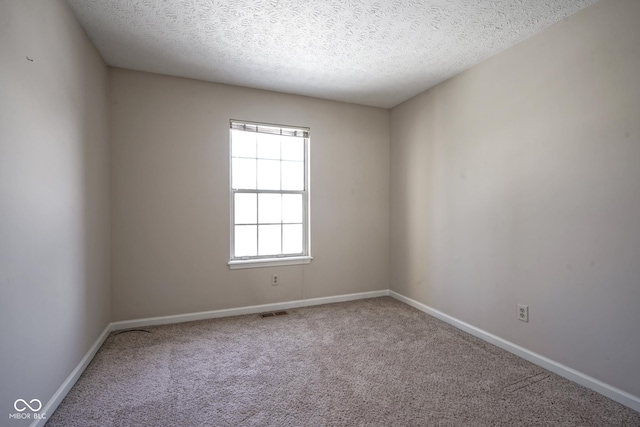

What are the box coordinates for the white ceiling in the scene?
[66,0,597,108]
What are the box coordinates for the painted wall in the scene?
[390,0,640,398]
[0,0,111,420]
[110,69,390,321]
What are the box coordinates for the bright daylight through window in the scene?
[229,120,311,269]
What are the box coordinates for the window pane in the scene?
[235,225,257,257]
[283,224,303,254]
[258,224,281,256]
[234,193,257,224]
[232,158,256,190]
[282,194,303,223]
[231,130,256,158]
[282,161,304,191]
[281,136,304,161]
[258,193,281,224]
[230,121,308,261]
[257,159,280,190]
[257,133,280,159]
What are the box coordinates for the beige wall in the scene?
[390,0,640,397]
[0,0,111,417]
[110,69,390,321]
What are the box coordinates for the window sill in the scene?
[228,256,313,270]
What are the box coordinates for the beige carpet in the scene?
[47,297,640,426]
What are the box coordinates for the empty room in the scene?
[1,0,639,425]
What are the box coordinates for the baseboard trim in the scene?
[31,323,112,427]
[389,290,640,413]
[111,289,390,331]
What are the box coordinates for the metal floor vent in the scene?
[260,311,288,318]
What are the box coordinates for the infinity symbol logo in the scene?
[14,399,42,412]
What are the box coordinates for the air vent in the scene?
[260,311,288,318]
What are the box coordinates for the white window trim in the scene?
[228,120,311,269]
[228,255,313,270]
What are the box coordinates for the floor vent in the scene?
[260,311,288,318]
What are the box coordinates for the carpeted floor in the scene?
[47,297,640,426]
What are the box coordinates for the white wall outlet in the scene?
[517,304,529,322]
[271,274,279,286]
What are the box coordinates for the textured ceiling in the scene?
[66,0,597,108]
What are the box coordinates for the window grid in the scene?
[230,120,309,261]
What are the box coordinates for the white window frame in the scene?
[228,119,312,269]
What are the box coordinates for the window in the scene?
[229,120,311,269]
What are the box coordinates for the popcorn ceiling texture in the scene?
[66,0,597,108]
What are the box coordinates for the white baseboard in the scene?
[111,289,390,331]
[31,323,112,427]
[389,290,640,413]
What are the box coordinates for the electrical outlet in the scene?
[271,274,279,286]
[517,304,529,322]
